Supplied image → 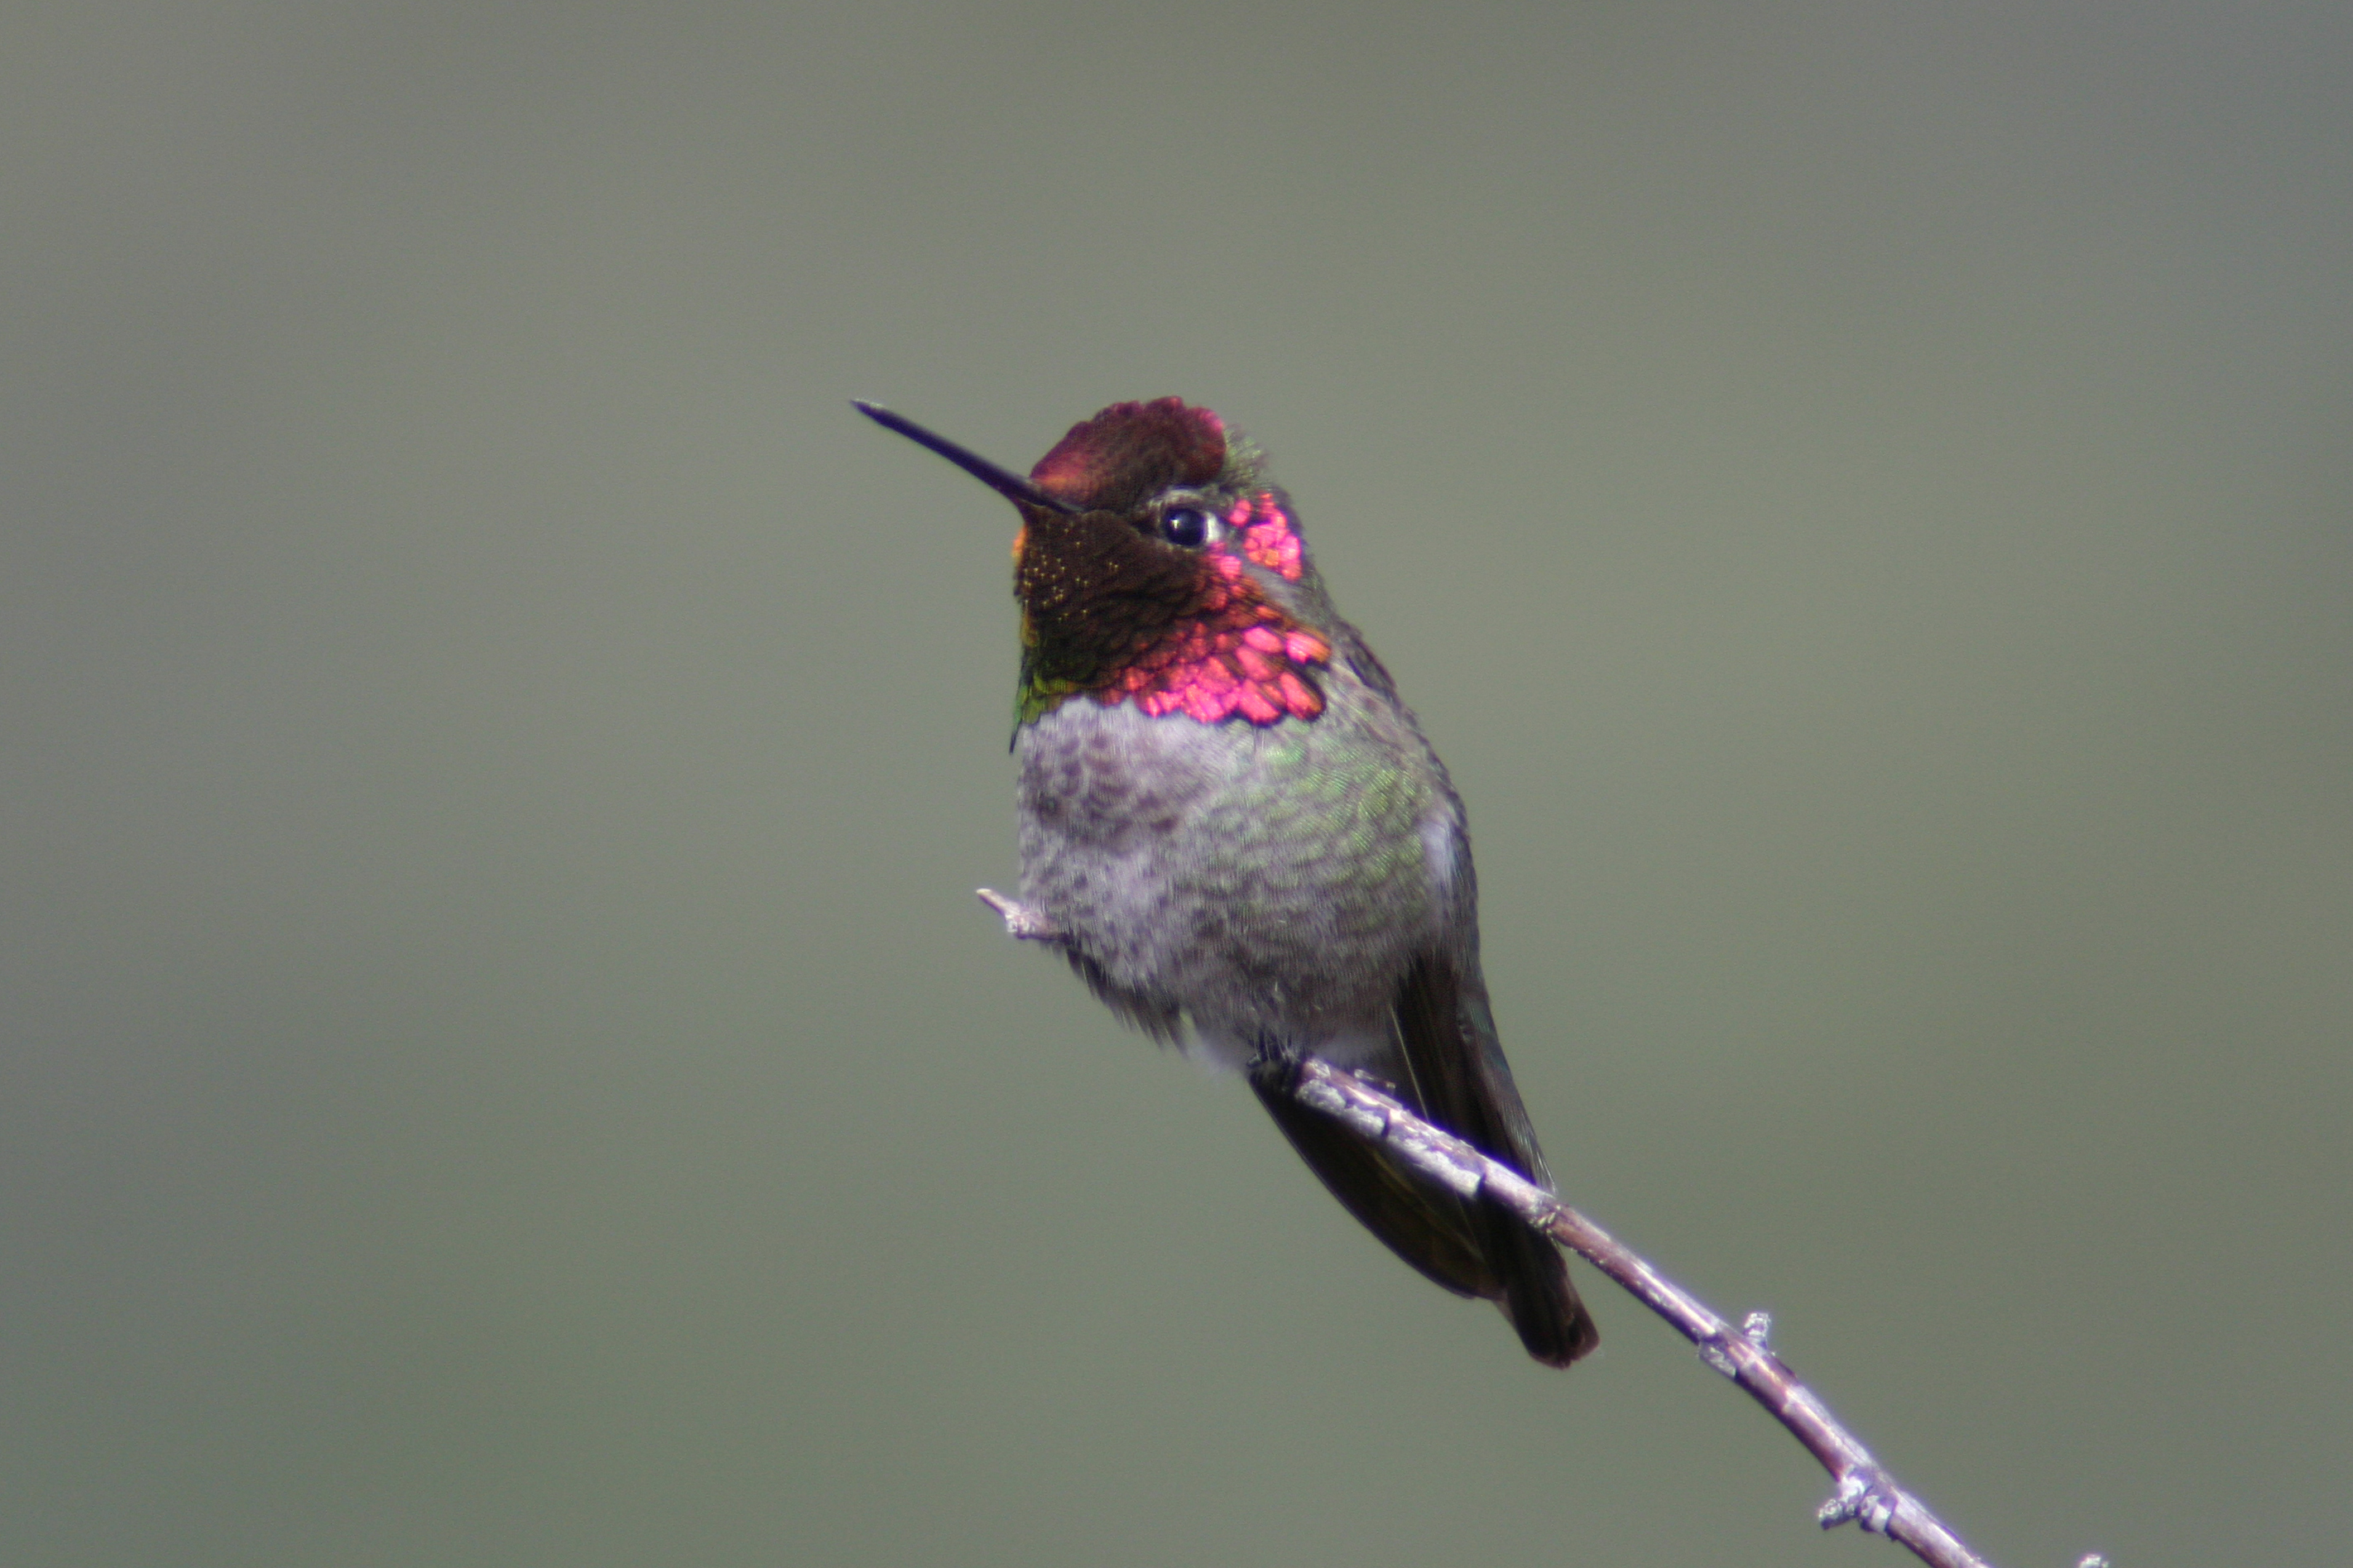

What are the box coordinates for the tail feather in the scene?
[1394,952,1597,1366]
[1252,952,1597,1367]
[1251,1072,1499,1300]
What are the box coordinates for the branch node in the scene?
[1817,1473,1866,1527]
[1277,1056,2000,1568]
[1818,1468,1900,1536]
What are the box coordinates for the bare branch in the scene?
[977,888,1065,942]
[1260,1054,2056,1568]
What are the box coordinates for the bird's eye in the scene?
[1159,507,1213,549]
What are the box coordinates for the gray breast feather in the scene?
[1014,679,1457,1062]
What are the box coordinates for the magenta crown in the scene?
[1029,398,1229,512]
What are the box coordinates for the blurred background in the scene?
[5,2,2347,1564]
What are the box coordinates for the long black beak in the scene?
[852,401,1078,515]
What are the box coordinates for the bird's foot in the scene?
[977,889,1064,942]
[1243,1035,1307,1090]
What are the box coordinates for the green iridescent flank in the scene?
[1011,599,1102,726]
[1177,729,1433,943]
[1014,666,1081,726]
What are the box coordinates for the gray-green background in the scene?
[7,3,2346,1564]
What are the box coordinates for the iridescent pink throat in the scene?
[1103,491,1330,726]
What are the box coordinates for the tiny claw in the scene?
[977,888,1064,942]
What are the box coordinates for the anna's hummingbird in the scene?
[857,396,1597,1366]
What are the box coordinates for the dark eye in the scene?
[1159,507,1213,549]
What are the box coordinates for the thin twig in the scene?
[1259,1054,2002,1568]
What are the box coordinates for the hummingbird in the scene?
[856,396,1597,1366]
